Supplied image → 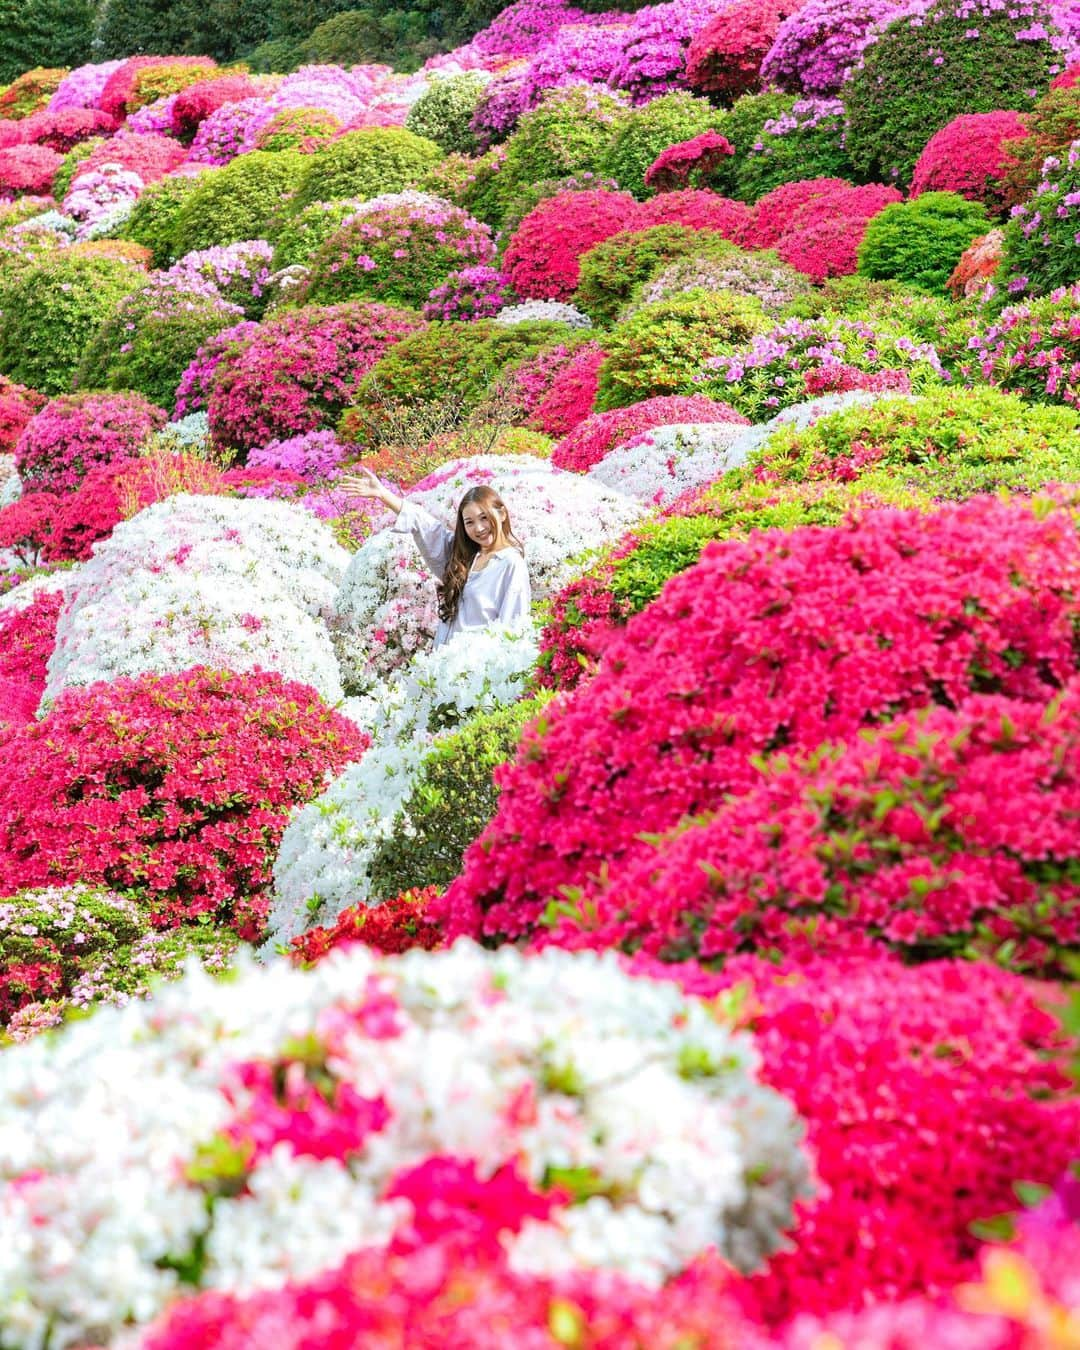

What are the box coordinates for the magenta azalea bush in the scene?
[15,391,166,495]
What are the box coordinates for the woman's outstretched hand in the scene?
[338,466,403,515]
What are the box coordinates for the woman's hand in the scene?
[338,466,402,515]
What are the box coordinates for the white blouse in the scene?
[392,500,532,647]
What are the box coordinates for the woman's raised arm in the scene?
[339,466,404,516]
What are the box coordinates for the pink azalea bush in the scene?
[0,378,46,454]
[910,110,1027,213]
[441,495,1080,943]
[246,430,348,483]
[169,75,261,143]
[0,667,366,938]
[644,130,735,191]
[0,144,62,198]
[971,283,1080,405]
[423,264,515,321]
[0,589,62,694]
[636,186,753,238]
[686,0,805,101]
[552,394,747,470]
[503,188,639,300]
[14,391,166,495]
[748,176,902,247]
[77,130,186,184]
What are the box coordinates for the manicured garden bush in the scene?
[574,224,731,325]
[644,130,734,192]
[125,58,221,115]
[729,97,856,201]
[701,89,795,195]
[423,264,515,321]
[595,289,768,409]
[75,276,244,410]
[502,188,640,301]
[290,884,444,961]
[686,0,802,102]
[0,143,62,197]
[751,386,1080,498]
[170,152,308,257]
[843,0,1066,185]
[0,252,142,394]
[497,84,629,205]
[909,110,1026,214]
[163,239,274,320]
[15,390,166,494]
[77,129,186,184]
[749,176,901,247]
[405,71,490,155]
[0,65,65,119]
[634,187,752,238]
[971,283,1080,405]
[0,586,62,692]
[0,375,45,453]
[601,91,725,198]
[0,667,365,938]
[997,138,1080,297]
[633,244,812,315]
[289,127,444,213]
[552,394,747,470]
[761,0,905,95]
[297,193,495,309]
[442,493,1080,943]
[520,339,608,435]
[856,191,990,294]
[774,214,874,281]
[19,106,118,154]
[254,106,343,154]
[115,169,212,267]
[947,227,1004,299]
[169,73,259,143]
[204,302,424,452]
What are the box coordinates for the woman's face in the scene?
[462,502,504,550]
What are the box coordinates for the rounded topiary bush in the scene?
[204,302,425,451]
[857,191,990,293]
[750,385,1080,497]
[405,70,490,155]
[0,666,365,938]
[289,127,444,213]
[996,139,1080,297]
[551,394,748,471]
[115,169,213,268]
[761,0,906,95]
[596,289,769,409]
[297,193,495,309]
[574,224,733,325]
[686,0,802,102]
[253,107,342,155]
[843,0,1067,185]
[367,695,551,902]
[497,85,630,204]
[170,152,308,256]
[440,492,1080,944]
[632,245,813,315]
[15,390,166,494]
[503,188,640,301]
[75,278,244,410]
[909,110,1027,214]
[729,96,856,201]
[0,252,142,394]
[601,91,727,198]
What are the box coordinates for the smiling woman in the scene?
[341,466,532,647]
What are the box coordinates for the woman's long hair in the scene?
[438,485,522,624]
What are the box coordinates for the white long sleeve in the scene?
[391,499,454,581]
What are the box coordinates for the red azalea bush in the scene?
[645,133,736,192]
[441,495,1080,943]
[492,338,597,425]
[801,362,912,394]
[0,379,46,454]
[170,76,261,143]
[1052,61,1080,90]
[502,188,639,301]
[528,342,607,435]
[657,954,1080,1324]
[290,886,444,963]
[775,214,873,279]
[20,108,119,154]
[749,177,901,247]
[635,188,753,240]
[550,685,1080,970]
[204,303,425,453]
[0,493,59,567]
[15,391,167,495]
[910,111,1027,214]
[686,0,805,101]
[0,667,366,937]
[947,227,1005,298]
[0,144,62,197]
[98,56,212,120]
[78,131,187,185]
[0,590,62,693]
[552,395,748,471]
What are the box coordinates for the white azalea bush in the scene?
[43,495,349,707]
[0,941,811,1350]
[269,623,538,945]
[588,422,751,506]
[330,454,642,693]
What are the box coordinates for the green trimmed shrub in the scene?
[857,191,989,294]
[356,319,575,416]
[730,97,856,201]
[255,107,342,153]
[171,152,307,256]
[269,198,362,269]
[750,386,1080,498]
[0,254,142,394]
[708,90,794,197]
[290,128,443,212]
[843,0,1062,186]
[116,170,216,267]
[629,244,812,317]
[601,91,726,198]
[420,144,508,228]
[0,0,93,84]
[596,289,768,409]
[405,71,490,155]
[575,224,734,326]
[76,281,243,410]
[367,695,553,899]
[498,85,630,204]
[242,37,302,72]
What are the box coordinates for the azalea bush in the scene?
[290,884,444,961]
[970,283,1080,405]
[997,138,1080,298]
[405,70,490,155]
[522,340,607,435]
[442,494,1080,942]
[552,394,747,470]
[0,667,365,936]
[644,130,735,192]
[596,289,768,408]
[0,585,62,692]
[574,224,732,326]
[289,126,444,213]
[947,227,1005,298]
[0,376,44,453]
[909,111,1026,213]
[730,97,856,202]
[170,151,308,257]
[601,91,725,198]
[685,0,800,102]
[298,193,495,309]
[633,245,811,315]
[15,390,165,494]
[503,188,639,301]
[0,143,62,197]
[423,264,515,321]
[761,0,904,95]
[116,169,211,267]
[748,176,901,248]
[498,84,630,204]
[856,191,990,294]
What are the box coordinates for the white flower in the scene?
[0,942,811,1347]
[494,301,593,329]
[588,422,750,506]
